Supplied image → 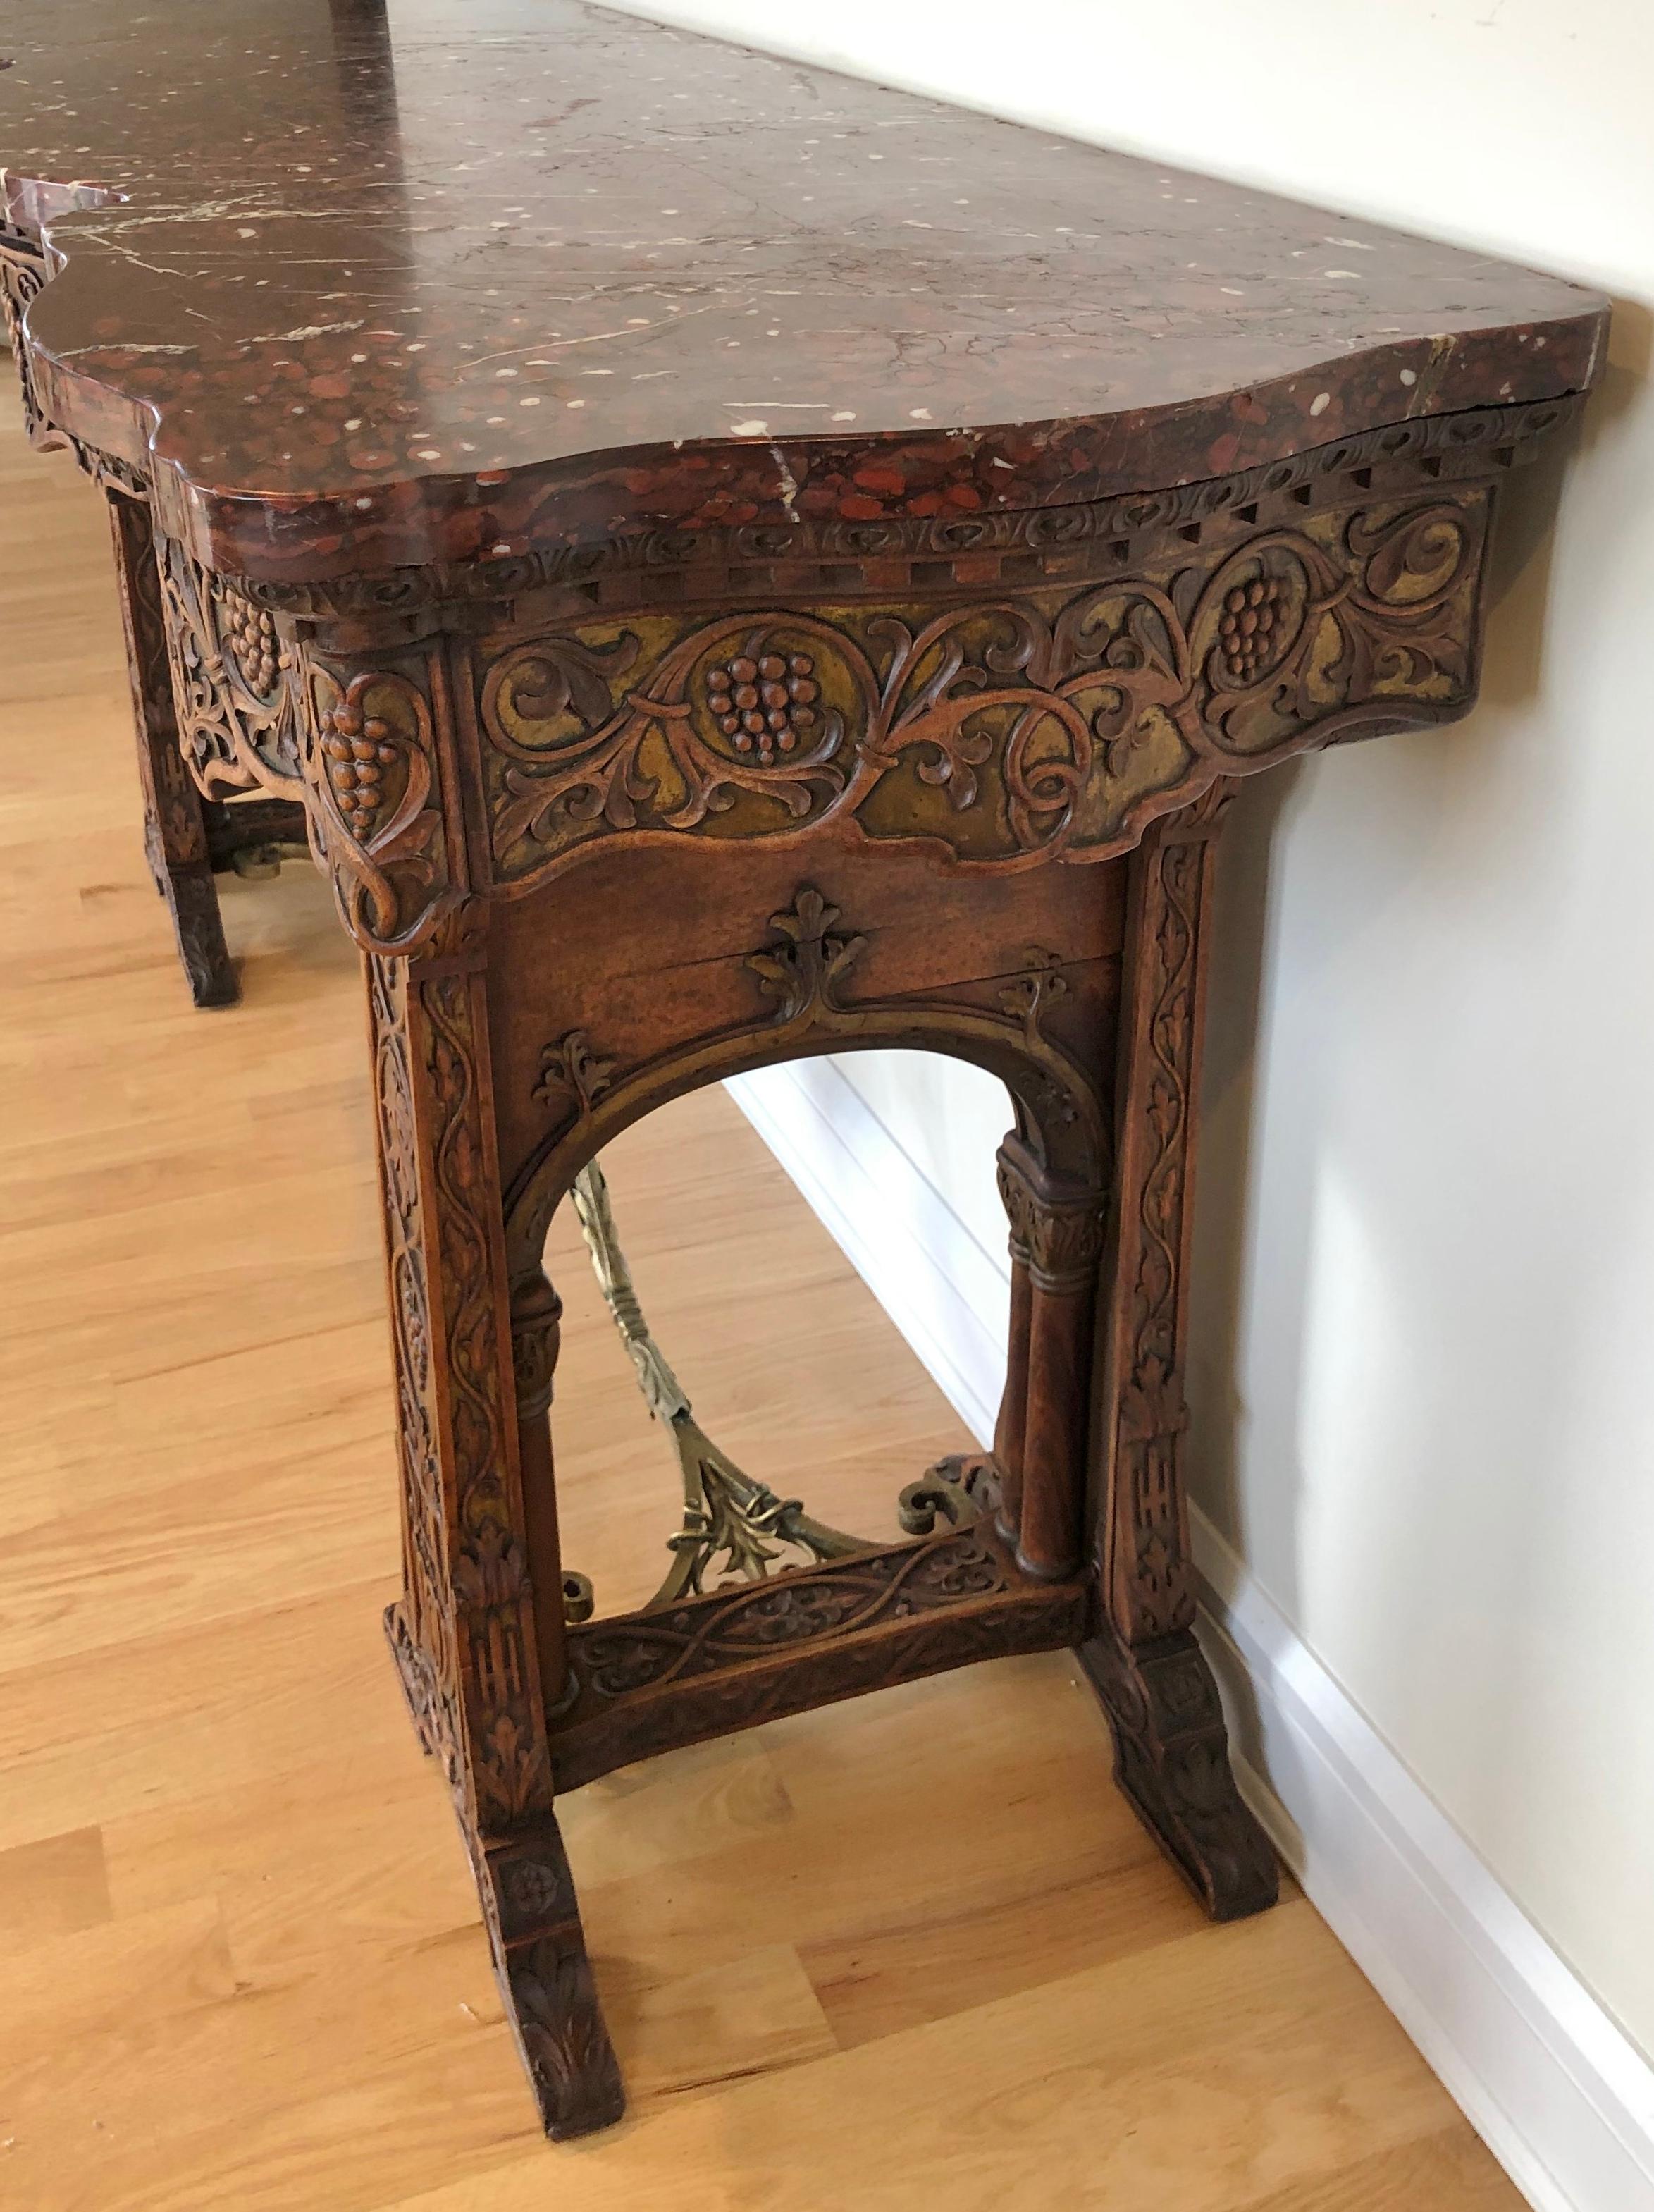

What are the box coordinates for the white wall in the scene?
[605,0,1654,2070]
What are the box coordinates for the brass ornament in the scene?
[568,1159,865,1608]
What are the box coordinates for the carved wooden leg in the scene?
[369,949,624,2137]
[104,489,237,1007]
[476,1821,622,2140]
[1077,797,1279,1922]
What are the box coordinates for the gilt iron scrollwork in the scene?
[567,1158,866,1609]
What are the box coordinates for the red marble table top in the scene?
[0,0,1607,582]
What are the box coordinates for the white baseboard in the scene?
[725,1058,1009,1444]
[724,1060,1654,2212]
[1195,1524,1654,2212]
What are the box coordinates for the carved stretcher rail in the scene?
[550,1527,1087,1793]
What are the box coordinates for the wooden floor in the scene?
[0,381,1526,2212]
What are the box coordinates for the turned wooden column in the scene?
[992,1239,1034,1548]
[995,1137,1108,1582]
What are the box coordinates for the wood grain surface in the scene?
[0,379,1524,2211]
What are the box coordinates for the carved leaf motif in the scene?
[476,1713,550,1824]
[300,659,455,954]
[453,1523,529,1611]
[997,949,1070,1042]
[746,885,867,1024]
[479,494,1483,892]
[512,1941,625,2133]
[506,633,638,731]
[576,1533,1009,1699]
[483,615,863,858]
[531,1030,615,1118]
[1119,1353,1190,1446]
[156,534,302,799]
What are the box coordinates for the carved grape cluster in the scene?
[220,589,281,696]
[1218,576,1286,683]
[319,699,398,838]
[705,649,819,765]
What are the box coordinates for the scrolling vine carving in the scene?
[372,956,463,1793]
[479,493,1486,891]
[421,971,553,1830]
[550,1527,1087,1795]
[1118,837,1203,1638]
[156,532,301,797]
[578,1533,1008,1699]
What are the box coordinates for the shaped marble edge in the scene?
[0,0,1610,585]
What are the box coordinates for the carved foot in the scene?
[476,1824,626,2140]
[1078,1622,1278,1922]
[384,1606,625,2137]
[165,864,237,1007]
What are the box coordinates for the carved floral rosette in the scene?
[477,491,1488,891]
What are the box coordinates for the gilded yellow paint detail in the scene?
[477,489,1488,886]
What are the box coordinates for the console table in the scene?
[1,0,1605,2141]
[0,216,309,1004]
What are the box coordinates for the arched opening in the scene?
[519,1032,1109,1628]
